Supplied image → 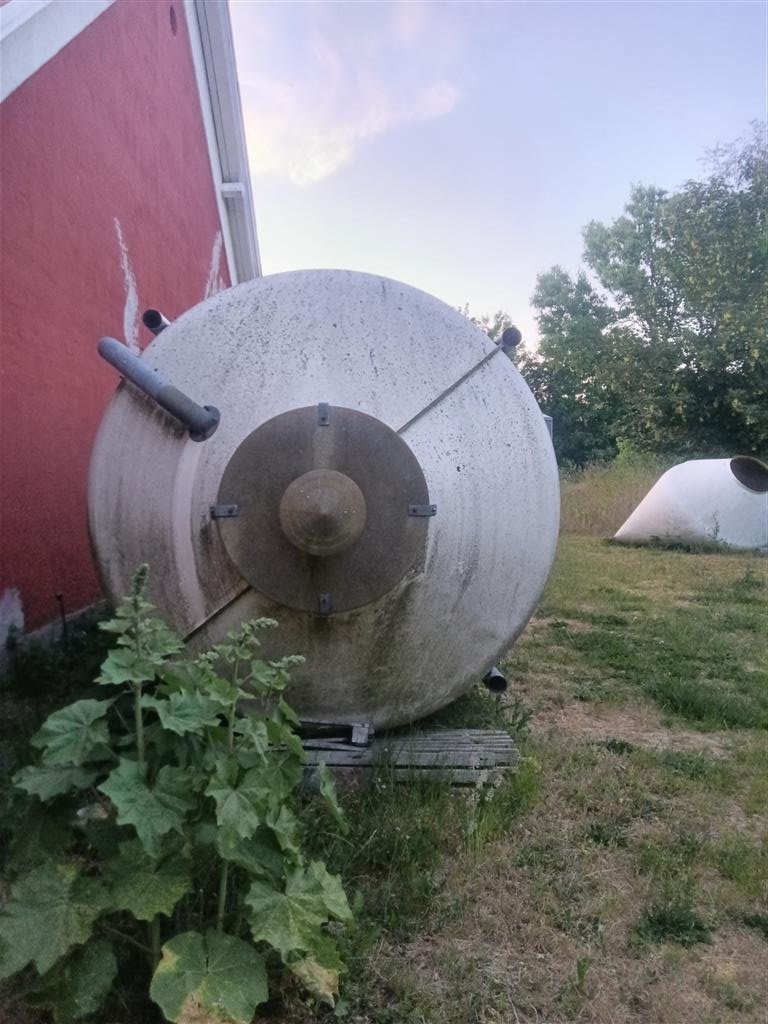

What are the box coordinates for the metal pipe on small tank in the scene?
[142,309,171,335]
[97,337,220,441]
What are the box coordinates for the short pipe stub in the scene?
[142,309,171,335]
[482,666,508,693]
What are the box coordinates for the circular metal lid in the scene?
[215,405,431,613]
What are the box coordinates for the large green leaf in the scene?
[245,879,319,959]
[266,718,305,761]
[142,692,223,736]
[31,699,112,766]
[99,760,196,858]
[29,937,117,1024]
[300,860,353,923]
[97,648,159,686]
[150,930,267,1024]
[105,840,193,921]
[205,765,264,840]
[264,803,301,860]
[4,803,75,872]
[216,827,284,882]
[245,861,350,960]
[14,764,97,801]
[232,718,268,767]
[316,762,349,834]
[0,862,108,979]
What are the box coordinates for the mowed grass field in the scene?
[287,467,768,1024]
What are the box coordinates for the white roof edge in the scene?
[188,0,262,283]
[0,0,116,103]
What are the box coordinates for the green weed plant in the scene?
[0,567,351,1022]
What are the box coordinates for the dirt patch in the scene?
[530,700,733,756]
[529,616,594,633]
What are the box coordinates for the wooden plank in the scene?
[322,766,507,786]
[303,730,515,749]
[302,727,519,786]
[304,750,516,768]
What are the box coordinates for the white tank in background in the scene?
[614,457,768,551]
[89,270,560,729]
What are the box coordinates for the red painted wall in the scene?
[0,0,230,631]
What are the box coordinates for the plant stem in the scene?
[216,860,229,933]
[227,701,236,755]
[217,661,238,933]
[134,681,145,776]
[132,594,146,776]
[98,922,152,956]
[228,656,240,754]
[149,915,161,968]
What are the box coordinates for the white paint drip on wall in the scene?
[114,217,139,351]
[0,587,24,648]
[204,230,225,299]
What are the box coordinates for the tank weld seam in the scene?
[182,582,252,642]
[396,346,502,435]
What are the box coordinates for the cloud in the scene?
[231,2,461,186]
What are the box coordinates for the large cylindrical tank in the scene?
[89,270,559,728]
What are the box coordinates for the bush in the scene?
[0,566,351,1021]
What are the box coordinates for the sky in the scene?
[229,0,766,344]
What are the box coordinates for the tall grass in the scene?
[560,453,672,537]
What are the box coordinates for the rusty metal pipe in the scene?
[97,337,219,441]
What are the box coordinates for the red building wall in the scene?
[0,0,231,632]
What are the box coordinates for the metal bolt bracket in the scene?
[211,504,240,519]
[408,503,437,517]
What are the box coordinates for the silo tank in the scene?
[88,270,560,728]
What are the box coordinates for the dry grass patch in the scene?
[280,534,767,1023]
[528,699,737,757]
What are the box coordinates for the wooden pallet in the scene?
[303,729,518,786]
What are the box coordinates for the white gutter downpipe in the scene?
[614,457,768,551]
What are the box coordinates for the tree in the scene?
[514,124,767,464]
[582,123,767,455]
[458,304,516,347]
[523,268,627,465]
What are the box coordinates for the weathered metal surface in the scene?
[88,269,560,728]
[214,405,431,612]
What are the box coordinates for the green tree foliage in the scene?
[0,567,351,1021]
[458,304,515,345]
[522,269,627,465]
[523,124,767,465]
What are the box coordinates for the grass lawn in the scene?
[291,535,768,1024]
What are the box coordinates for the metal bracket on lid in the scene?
[211,504,240,519]
[318,593,332,616]
[317,402,330,426]
[408,503,437,517]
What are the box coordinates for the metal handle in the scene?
[97,337,220,441]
